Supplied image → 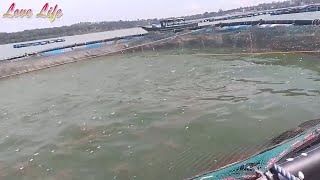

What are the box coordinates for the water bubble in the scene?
[89,141,92,143]
[130,124,133,127]
[163,98,167,101]
[171,70,176,73]
[82,128,86,131]
[103,131,106,134]
[118,131,122,134]
[300,73,304,75]
[286,158,294,162]
[298,171,304,180]
[15,149,20,152]
[90,151,94,154]
[51,105,55,107]
[119,90,122,92]
[111,112,115,115]
[34,153,39,156]
[20,167,24,170]
[134,113,137,116]
[58,121,62,124]
[86,149,89,152]
[185,126,189,130]
[3,112,7,115]
[46,169,50,171]
[165,113,168,116]
[51,150,55,153]
[92,117,97,120]
[128,146,131,148]
[97,146,101,149]
[30,159,33,162]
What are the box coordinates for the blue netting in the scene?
[192,127,319,180]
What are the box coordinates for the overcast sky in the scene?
[1,0,284,32]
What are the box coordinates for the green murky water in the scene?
[0,50,320,180]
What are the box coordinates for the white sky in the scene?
[0,0,284,32]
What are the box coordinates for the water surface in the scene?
[0,50,320,179]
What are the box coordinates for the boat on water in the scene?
[139,18,199,32]
[13,38,66,48]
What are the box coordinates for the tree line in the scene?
[1,0,319,45]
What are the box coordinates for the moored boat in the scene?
[140,18,199,32]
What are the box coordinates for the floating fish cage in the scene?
[120,23,320,55]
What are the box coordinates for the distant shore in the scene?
[0,0,317,45]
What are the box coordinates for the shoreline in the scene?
[1,26,320,80]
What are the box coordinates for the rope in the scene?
[192,50,320,56]
[272,164,301,180]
